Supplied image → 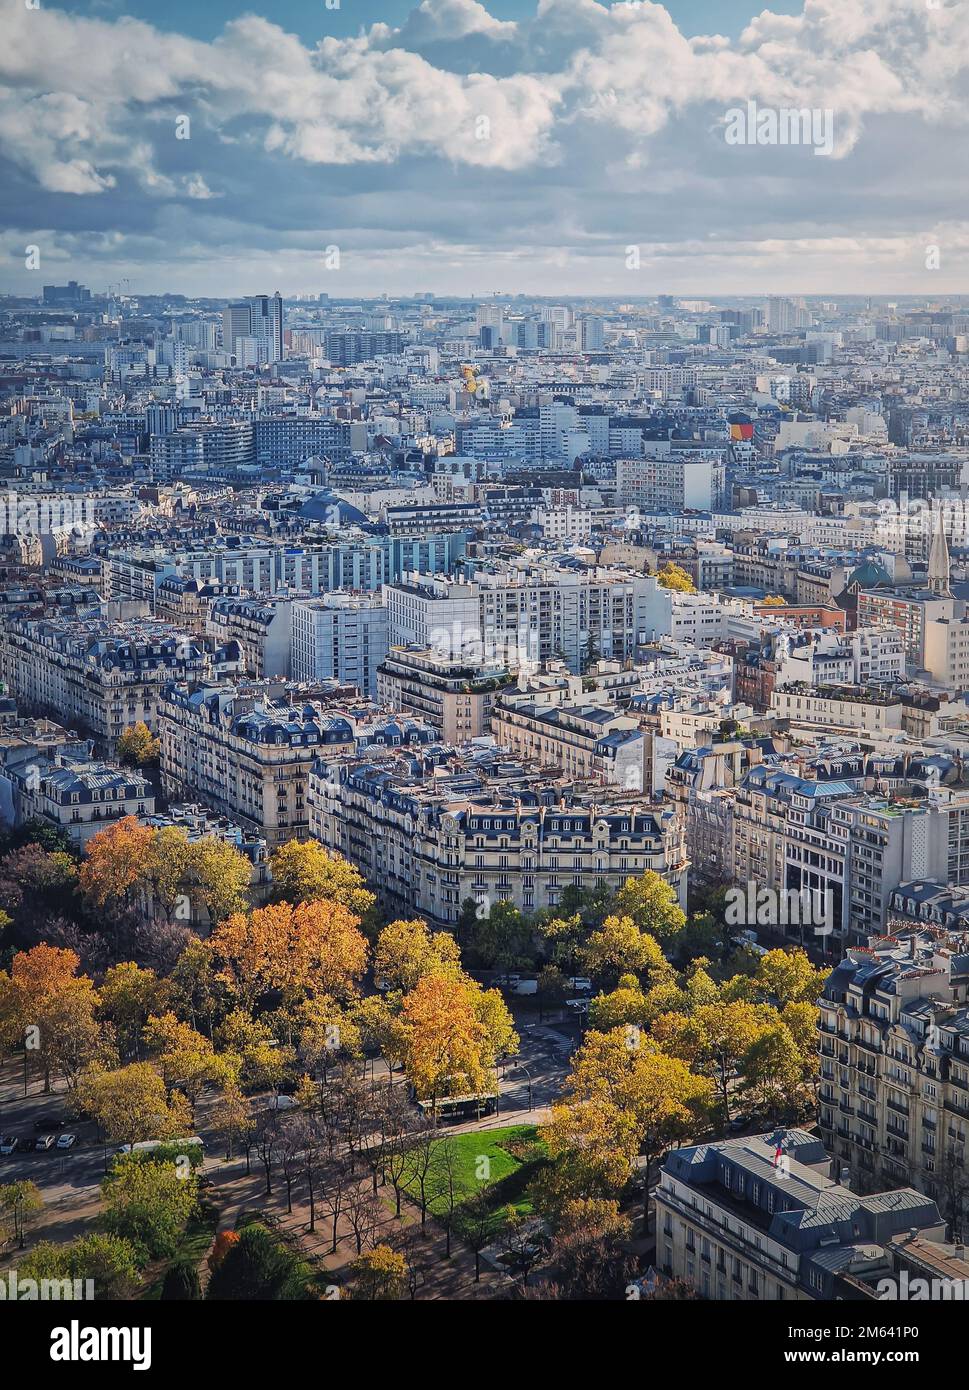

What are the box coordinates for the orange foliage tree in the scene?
[209,899,368,1010]
[79,817,154,910]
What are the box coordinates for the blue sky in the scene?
[58,1,802,43]
[2,1,967,298]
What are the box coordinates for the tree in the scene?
[142,828,193,919]
[79,818,154,910]
[20,1232,139,1299]
[101,1158,198,1264]
[541,1197,636,1299]
[206,1222,309,1301]
[462,1191,495,1283]
[399,973,489,1110]
[0,1179,43,1249]
[161,1257,202,1300]
[166,938,224,1035]
[75,1062,191,1145]
[537,913,585,972]
[188,837,252,924]
[142,1012,237,1113]
[269,839,375,920]
[0,944,103,1091]
[542,1027,713,1227]
[217,1009,292,1092]
[588,974,650,1032]
[656,562,696,593]
[580,915,667,982]
[537,964,569,1016]
[655,1000,764,1121]
[98,962,162,1061]
[741,1021,804,1116]
[207,1230,240,1274]
[210,899,368,1011]
[615,871,686,941]
[754,948,828,1007]
[348,1244,407,1300]
[467,900,532,972]
[373,918,461,992]
[211,1085,256,1164]
[117,722,160,768]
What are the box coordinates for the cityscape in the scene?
[0,0,966,1353]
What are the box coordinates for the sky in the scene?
[2,0,968,299]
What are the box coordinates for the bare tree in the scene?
[402,1118,437,1228]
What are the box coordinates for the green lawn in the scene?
[404,1125,547,1239]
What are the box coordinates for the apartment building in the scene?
[158,682,357,845]
[819,926,969,1232]
[857,588,954,666]
[0,616,236,745]
[387,564,667,676]
[5,758,155,846]
[292,594,389,698]
[771,683,904,734]
[207,595,295,679]
[376,645,513,742]
[656,1130,944,1301]
[491,699,643,783]
[308,749,688,925]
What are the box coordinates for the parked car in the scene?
[34,1116,65,1132]
[16,1136,34,1153]
[0,1135,16,1155]
[35,1134,56,1151]
[567,977,592,993]
[55,1134,77,1150]
[510,979,538,996]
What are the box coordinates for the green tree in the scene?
[161,1257,202,1300]
[206,1222,310,1301]
[20,1232,140,1299]
[101,1158,198,1264]
[615,871,686,941]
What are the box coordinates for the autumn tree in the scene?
[656,562,696,593]
[753,948,828,1007]
[98,962,163,1061]
[75,1062,191,1145]
[117,722,160,768]
[581,914,668,983]
[142,828,193,919]
[373,918,461,993]
[269,839,375,919]
[349,1244,407,1300]
[654,1000,764,1122]
[142,1012,238,1113]
[399,973,487,1109]
[79,817,155,911]
[210,898,368,1012]
[188,837,252,923]
[0,944,104,1091]
[541,1027,713,1226]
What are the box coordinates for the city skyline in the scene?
[4,0,969,297]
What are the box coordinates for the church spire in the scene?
[928,501,951,596]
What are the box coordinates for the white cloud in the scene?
[2,0,969,291]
